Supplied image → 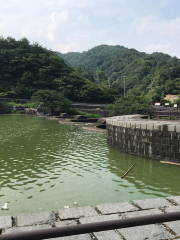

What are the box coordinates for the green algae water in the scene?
[0,115,180,216]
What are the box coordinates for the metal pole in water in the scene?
[121,163,136,178]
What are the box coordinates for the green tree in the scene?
[31,89,70,111]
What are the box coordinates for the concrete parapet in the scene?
[106,115,180,162]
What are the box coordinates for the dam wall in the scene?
[106,115,180,162]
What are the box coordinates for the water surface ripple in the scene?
[0,115,180,216]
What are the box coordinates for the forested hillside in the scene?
[57,45,180,102]
[0,37,117,103]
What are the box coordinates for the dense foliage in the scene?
[0,37,117,103]
[57,45,180,102]
[106,95,151,116]
[31,89,71,112]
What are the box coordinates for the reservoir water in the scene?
[0,115,180,216]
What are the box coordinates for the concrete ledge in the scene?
[0,216,12,230]
[16,211,56,227]
[1,196,180,239]
[107,115,180,132]
[58,206,98,220]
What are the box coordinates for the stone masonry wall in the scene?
[106,115,180,162]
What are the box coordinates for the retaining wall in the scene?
[24,108,37,115]
[106,115,180,162]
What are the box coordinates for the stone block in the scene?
[154,123,163,131]
[119,208,172,240]
[96,202,138,215]
[126,121,131,128]
[140,122,147,130]
[119,121,124,127]
[163,205,180,237]
[114,120,119,126]
[164,205,180,213]
[117,224,172,240]
[79,214,121,224]
[55,220,77,227]
[146,123,154,130]
[122,121,127,127]
[54,234,92,240]
[176,125,180,132]
[170,132,177,139]
[93,231,123,240]
[166,196,180,205]
[122,208,163,218]
[58,207,98,220]
[51,221,93,240]
[79,214,123,240]
[163,221,180,237]
[4,224,52,234]
[131,123,136,129]
[16,212,56,227]
[0,216,12,230]
[168,125,175,132]
[135,122,141,129]
[132,198,172,210]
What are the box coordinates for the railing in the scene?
[1,211,180,240]
[154,109,180,120]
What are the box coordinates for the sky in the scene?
[0,0,180,57]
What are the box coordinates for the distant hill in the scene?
[56,45,180,101]
[0,37,117,103]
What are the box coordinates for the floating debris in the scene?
[1,203,9,210]
[64,206,70,209]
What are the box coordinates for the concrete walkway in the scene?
[1,196,180,239]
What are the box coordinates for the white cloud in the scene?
[0,22,6,31]
[145,43,172,53]
[130,15,180,36]
[46,11,69,41]
[54,42,80,53]
[0,0,180,57]
[93,9,118,17]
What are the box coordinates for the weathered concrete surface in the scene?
[0,216,12,230]
[132,198,172,210]
[121,208,163,218]
[51,234,92,240]
[163,205,180,236]
[16,211,56,227]
[166,195,180,205]
[2,196,180,239]
[4,224,52,234]
[79,214,121,224]
[55,220,77,227]
[117,224,172,240]
[96,202,138,214]
[79,214,123,240]
[106,114,180,162]
[58,206,98,220]
[93,231,123,240]
[118,208,172,240]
